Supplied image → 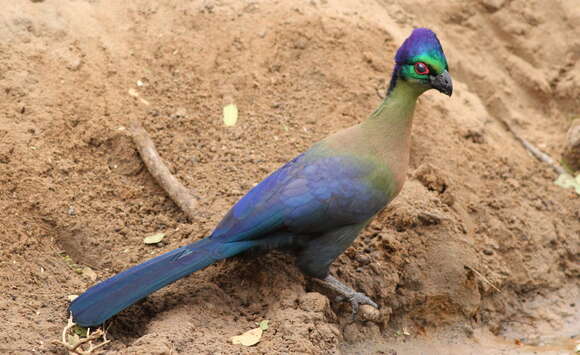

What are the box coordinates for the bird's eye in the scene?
[414,62,429,75]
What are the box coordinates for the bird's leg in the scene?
[296,224,378,316]
[318,275,378,317]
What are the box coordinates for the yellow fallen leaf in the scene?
[258,320,269,331]
[81,267,97,281]
[67,333,80,345]
[554,173,580,195]
[128,88,150,106]
[231,327,262,346]
[223,104,238,126]
[144,233,166,244]
[128,88,139,98]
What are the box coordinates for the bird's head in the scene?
[391,28,452,97]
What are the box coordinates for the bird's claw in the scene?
[336,292,378,319]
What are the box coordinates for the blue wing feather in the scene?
[211,149,390,242]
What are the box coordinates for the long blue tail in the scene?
[70,237,255,327]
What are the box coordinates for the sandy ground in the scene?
[0,0,578,354]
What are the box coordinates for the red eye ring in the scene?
[414,62,430,75]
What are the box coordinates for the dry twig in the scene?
[55,317,110,354]
[498,117,565,175]
[465,265,502,294]
[129,121,199,220]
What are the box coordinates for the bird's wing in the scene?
[210,150,390,243]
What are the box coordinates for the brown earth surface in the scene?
[0,0,579,354]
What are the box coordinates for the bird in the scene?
[70,28,452,327]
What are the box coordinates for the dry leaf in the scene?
[81,267,97,281]
[231,327,263,346]
[144,233,166,244]
[128,88,139,98]
[554,173,580,195]
[67,333,80,345]
[258,320,269,331]
[223,104,238,126]
[128,88,150,106]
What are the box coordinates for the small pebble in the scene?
[358,304,381,323]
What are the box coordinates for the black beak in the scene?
[430,70,453,96]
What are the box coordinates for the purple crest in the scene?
[395,28,447,67]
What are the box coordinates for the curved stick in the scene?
[129,121,198,220]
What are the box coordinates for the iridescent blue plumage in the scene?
[70,148,391,326]
[212,150,390,240]
[70,27,452,327]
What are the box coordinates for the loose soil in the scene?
[0,0,578,354]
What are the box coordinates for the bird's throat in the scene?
[359,75,422,198]
[366,77,420,136]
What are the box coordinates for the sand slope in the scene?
[0,0,578,353]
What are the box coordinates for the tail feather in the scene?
[70,237,254,327]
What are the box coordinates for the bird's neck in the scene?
[363,75,421,141]
[358,74,423,197]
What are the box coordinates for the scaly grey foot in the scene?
[318,275,378,317]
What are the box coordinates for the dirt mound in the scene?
[0,0,578,354]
